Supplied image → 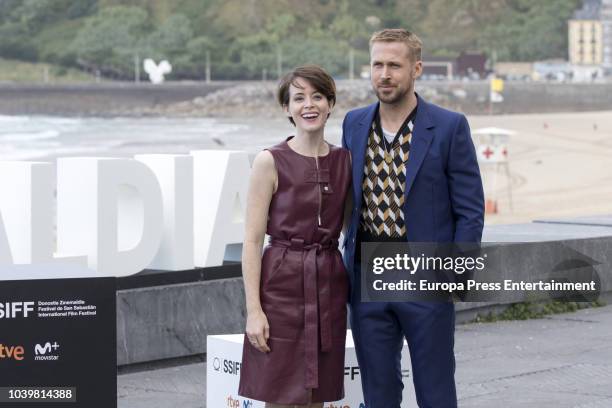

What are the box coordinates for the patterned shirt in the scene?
[360,105,416,239]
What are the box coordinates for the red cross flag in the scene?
[497,144,509,162]
[477,144,508,163]
[478,145,496,162]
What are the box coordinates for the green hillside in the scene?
[0,58,96,83]
[0,0,581,80]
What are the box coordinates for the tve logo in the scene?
[226,395,239,408]
[0,301,35,319]
[0,343,25,361]
[226,395,253,408]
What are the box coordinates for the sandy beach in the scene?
[236,109,612,227]
[466,111,612,225]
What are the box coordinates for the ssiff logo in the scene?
[213,356,241,375]
[0,302,35,319]
[344,366,360,380]
[223,359,241,375]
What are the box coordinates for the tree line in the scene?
[0,0,580,80]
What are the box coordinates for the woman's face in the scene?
[284,77,332,133]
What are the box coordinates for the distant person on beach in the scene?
[341,29,484,407]
[238,65,351,407]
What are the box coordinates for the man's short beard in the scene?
[375,84,413,105]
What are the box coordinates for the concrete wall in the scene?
[117,279,245,365]
[0,82,235,116]
[417,81,612,115]
[2,81,612,117]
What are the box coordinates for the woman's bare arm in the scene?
[242,150,277,353]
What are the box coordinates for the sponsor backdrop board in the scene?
[207,331,417,408]
[0,268,116,408]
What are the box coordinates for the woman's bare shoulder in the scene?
[252,150,275,171]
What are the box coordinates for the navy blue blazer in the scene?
[341,95,485,277]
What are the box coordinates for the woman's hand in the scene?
[246,309,271,353]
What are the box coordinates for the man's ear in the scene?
[414,60,423,78]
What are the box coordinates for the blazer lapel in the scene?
[352,103,378,206]
[404,95,434,198]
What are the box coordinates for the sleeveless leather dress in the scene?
[238,137,351,404]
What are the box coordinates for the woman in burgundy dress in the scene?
[238,65,351,407]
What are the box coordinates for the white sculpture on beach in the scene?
[0,151,251,277]
[143,58,172,84]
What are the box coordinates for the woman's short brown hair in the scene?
[277,65,336,126]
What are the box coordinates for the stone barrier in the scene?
[116,216,612,365]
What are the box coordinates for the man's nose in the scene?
[381,66,391,79]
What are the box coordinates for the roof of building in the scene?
[573,0,601,20]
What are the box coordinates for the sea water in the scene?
[0,115,343,161]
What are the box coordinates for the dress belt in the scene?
[269,236,338,389]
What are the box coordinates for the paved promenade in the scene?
[118,304,612,408]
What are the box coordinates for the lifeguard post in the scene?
[472,127,515,214]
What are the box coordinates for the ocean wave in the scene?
[0,130,60,142]
[0,115,30,123]
[209,123,250,134]
[37,117,82,126]
[0,147,49,161]
[0,144,119,161]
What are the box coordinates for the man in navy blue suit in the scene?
[342,29,484,407]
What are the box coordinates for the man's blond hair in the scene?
[369,29,422,62]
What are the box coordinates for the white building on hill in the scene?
[568,0,612,79]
